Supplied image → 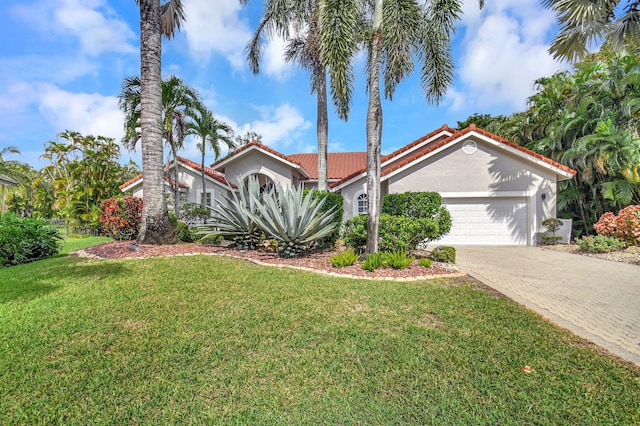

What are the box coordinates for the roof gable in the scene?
[331,125,576,190]
[287,152,366,180]
[213,142,310,178]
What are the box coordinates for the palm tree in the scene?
[247,0,342,191]
[543,0,640,62]
[0,145,24,214]
[318,0,483,253]
[187,108,235,208]
[134,0,185,244]
[120,74,202,216]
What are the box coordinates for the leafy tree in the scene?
[187,108,235,208]
[544,0,640,62]
[0,145,27,214]
[318,0,483,253]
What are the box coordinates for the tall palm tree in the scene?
[543,0,640,62]
[318,0,483,253]
[247,0,344,191]
[120,74,202,216]
[134,0,185,244]
[187,108,236,208]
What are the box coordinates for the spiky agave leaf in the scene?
[195,175,264,250]
[249,185,337,257]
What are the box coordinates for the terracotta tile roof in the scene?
[287,152,366,180]
[119,157,234,191]
[177,156,235,188]
[330,125,576,188]
[381,124,453,162]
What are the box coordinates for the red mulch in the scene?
[76,241,463,280]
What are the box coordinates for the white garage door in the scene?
[436,197,528,245]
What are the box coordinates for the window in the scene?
[200,191,212,207]
[357,193,368,214]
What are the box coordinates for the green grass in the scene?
[58,236,113,255]
[1,251,639,424]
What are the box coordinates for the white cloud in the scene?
[262,36,294,80]
[37,84,124,142]
[451,0,568,111]
[12,0,136,56]
[244,103,311,150]
[182,0,253,69]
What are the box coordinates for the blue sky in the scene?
[0,0,570,170]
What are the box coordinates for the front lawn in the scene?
[1,251,638,424]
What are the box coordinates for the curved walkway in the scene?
[456,246,640,366]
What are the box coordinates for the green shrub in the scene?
[174,221,196,242]
[342,213,448,253]
[382,192,452,241]
[330,250,358,268]
[428,246,456,263]
[306,190,344,246]
[418,258,433,268]
[0,213,62,267]
[362,252,384,271]
[541,218,563,245]
[576,235,625,253]
[383,250,415,270]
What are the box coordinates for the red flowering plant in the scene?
[594,205,640,247]
[99,196,143,240]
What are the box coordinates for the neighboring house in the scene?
[120,124,576,245]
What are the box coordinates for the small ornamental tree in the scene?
[99,196,143,240]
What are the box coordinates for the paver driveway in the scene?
[455,246,640,366]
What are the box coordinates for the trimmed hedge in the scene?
[0,213,62,267]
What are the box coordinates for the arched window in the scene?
[356,193,368,214]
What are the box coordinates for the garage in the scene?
[436,197,528,245]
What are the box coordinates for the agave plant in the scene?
[195,175,264,250]
[249,184,338,258]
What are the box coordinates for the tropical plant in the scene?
[196,175,265,250]
[543,0,640,62]
[362,251,384,271]
[234,131,262,146]
[187,108,235,208]
[330,249,358,267]
[248,0,340,191]
[418,258,432,268]
[383,250,415,270]
[318,0,483,253]
[305,189,344,245]
[99,196,144,241]
[249,184,338,257]
[131,0,185,245]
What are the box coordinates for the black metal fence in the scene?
[46,219,100,237]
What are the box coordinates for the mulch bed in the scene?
[74,241,463,280]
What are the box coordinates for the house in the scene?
[120,124,576,245]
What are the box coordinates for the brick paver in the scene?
[455,246,640,366]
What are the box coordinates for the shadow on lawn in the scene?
[0,257,129,304]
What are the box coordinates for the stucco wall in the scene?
[222,151,296,188]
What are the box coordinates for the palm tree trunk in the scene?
[316,65,329,192]
[365,2,383,254]
[172,146,180,216]
[201,146,207,209]
[138,0,175,244]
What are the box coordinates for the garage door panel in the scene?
[436,197,528,245]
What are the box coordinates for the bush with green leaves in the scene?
[383,250,415,270]
[541,218,563,245]
[0,213,62,267]
[576,235,625,253]
[418,258,433,268]
[330,250,358,268]
[305,189,343,246]
[362,252,384,271]
[428,246,456,264]
[250,183,337,258]
[342,213,447,253]
[382,192,452,240]
[174,221,196,243]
